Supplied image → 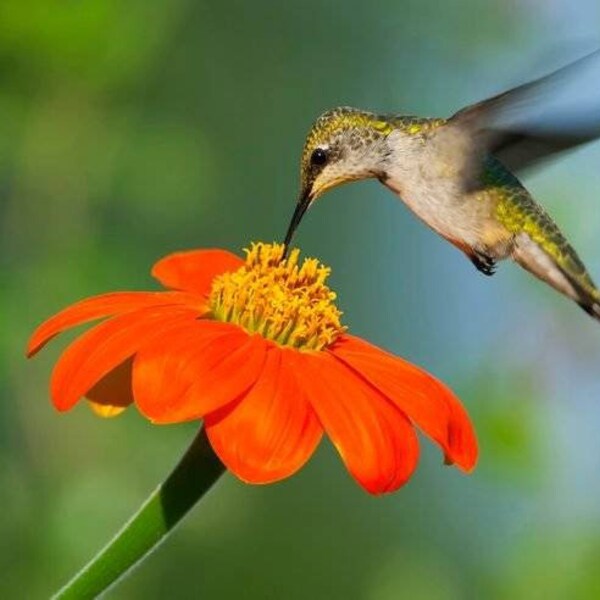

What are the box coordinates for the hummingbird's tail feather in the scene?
[572,283,600,321]
[512,232,600,322]
[579,298,600,321]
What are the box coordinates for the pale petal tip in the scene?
[87,400,129,418]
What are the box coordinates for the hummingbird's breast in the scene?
[382,130,497,250]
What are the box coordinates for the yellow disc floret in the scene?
[209,242,345,351]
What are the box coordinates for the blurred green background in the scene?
[3,1,600,598]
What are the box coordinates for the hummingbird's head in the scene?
[284,107,393,250]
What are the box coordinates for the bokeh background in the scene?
[3,1,600,598]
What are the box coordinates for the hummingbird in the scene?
[283,52,600,321]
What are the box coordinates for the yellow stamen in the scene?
[209,243,345,351]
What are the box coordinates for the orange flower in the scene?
[28,243,477,494]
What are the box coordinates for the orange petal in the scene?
[50,306,199,412]
[132,320,230,420]
[151,249,243,296]
[291,350,419,495]
[27,291,205,357]
[205,347,323,484]
[133,321,267,424]
[330,335,478,472]
[85,358,134,418]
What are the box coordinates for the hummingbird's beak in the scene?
[283,189,311,258]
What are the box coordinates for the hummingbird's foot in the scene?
[471,252,497,276]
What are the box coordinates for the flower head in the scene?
[209,243,344,350]
[28,243,477,494]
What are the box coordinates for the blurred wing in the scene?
[435,50,600,189]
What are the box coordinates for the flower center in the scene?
[209,242,345,351]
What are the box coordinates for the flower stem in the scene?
[53,426,226,599]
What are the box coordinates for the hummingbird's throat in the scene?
[208,242,345,351]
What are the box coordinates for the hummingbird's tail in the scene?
[570,281,600,321]
[581,297,600,321]
[512,232,600,322]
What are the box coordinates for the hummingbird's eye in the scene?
[310,147,328,166]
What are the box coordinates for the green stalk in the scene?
[53,427,226,599]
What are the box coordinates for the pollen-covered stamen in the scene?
[209,243,345,351]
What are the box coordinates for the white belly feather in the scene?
[382,131,493,250]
